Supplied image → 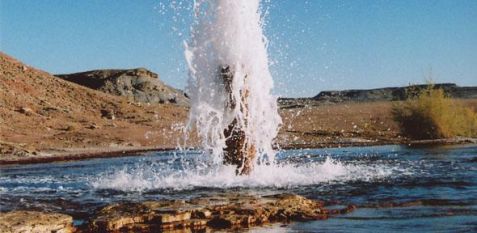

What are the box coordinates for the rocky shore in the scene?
[0,145,176,165]
[1,193,461,233]
[0,211,75,233]
[0,194,355,233]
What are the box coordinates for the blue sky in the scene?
[1,0,476,97]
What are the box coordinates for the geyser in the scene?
[185,0,281,175]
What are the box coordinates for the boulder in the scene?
[17,107,35,116]
[100,109,115,120]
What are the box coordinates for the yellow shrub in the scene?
[392,86,477,139]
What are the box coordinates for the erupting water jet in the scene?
[185,0,281,175]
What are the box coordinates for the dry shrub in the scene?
[392,86,477,139]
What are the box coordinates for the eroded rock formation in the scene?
[56,68,189,106]
[85,194,331,232]
[221,66,256,175]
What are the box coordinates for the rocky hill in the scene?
[2,52,475,163]
[279,83,477,108]
[313,83,477,102]
[56,68,189,106]
[0,52,190,161]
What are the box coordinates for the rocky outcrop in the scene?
[84,194,334,232]
[56,68,189,106]
[313,83,477,103]
[0,211,74,233]
[0,141,37,159]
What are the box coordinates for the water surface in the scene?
[1,145,476,232]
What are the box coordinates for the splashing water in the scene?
[184,0,281,165]
[91,156,397,192]
[89,1,400,189]
[89,1,401,190]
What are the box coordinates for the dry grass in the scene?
[392,86,477,140]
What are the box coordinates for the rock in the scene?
[64,125,76,131]
[327,204,357,215]
[0,142,35,158]
[56,68,190,106]
[85,194,332,232]
[152,210,191,223]
[206,216,235,228]
[189,219,208,228]
[17,107,35,116]
[0,210,74,233]
[100,109,115,120]
[192,209,212,219]
[221,66,256,175]
[87,124,100,130]
[88,202,150,232]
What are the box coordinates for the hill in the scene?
[313,83,477,102]
[279,83,477,108]
[56,68,189,106]
[1,52,476,164]
[0,52,190,162]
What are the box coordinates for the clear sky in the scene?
[1,0,476,97]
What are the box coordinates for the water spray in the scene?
[185,0,281,175]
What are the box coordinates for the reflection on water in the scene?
[1,145,476,231]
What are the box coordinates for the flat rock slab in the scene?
[85,194,333,232]
[0,210,74,233]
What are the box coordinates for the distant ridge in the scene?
[312,83,477,103]
[279,83,477,108]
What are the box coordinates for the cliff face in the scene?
[312,83,477,103]
[56,68,189,106]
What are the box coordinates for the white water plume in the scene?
[91,157,400,192]
[184,0,281,165]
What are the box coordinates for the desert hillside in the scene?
[279,83,477,108]
[1,52,476,163]
[0,52,190,160]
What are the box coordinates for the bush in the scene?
[392,86,477,140]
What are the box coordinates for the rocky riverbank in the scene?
[1,193,462,233]
[0,194,354,233]
[0,211,75,233]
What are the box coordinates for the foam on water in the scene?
[91,157,400,192]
